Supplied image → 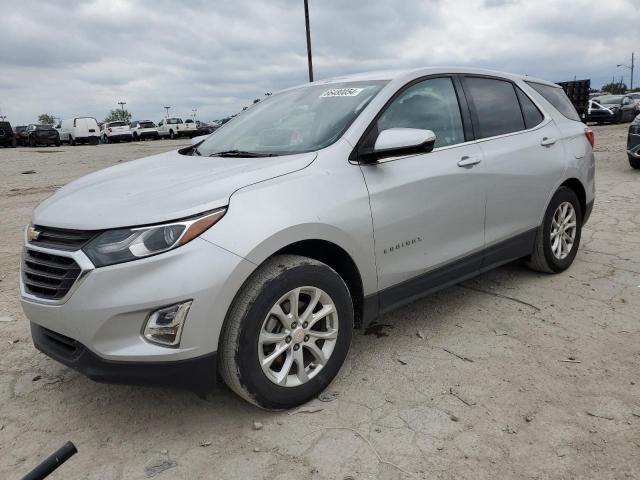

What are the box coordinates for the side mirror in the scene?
[362,128,436,161]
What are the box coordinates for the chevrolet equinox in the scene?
[21,68,595,409]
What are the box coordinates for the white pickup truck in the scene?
[157,117,198,139]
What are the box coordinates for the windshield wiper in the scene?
[208,150,278,158]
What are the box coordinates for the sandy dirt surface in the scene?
[0,128,639,480]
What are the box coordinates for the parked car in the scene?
[0,121,16,147]
[130,120,159,141]
[20,68,594,409]
[628,93,640,113]
[195,121,215,135]
[100,121,133,143]
[24,124,60,147]
[587,95,637,123]
[13,125,27,146]
[628,114,640,169]
[157,117,198,139]
[58,117,100,145]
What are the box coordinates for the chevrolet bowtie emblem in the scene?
[27,226,40,242]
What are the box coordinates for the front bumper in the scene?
[31,322,217,394]
[21,236,255,371]
[587,111,616,122]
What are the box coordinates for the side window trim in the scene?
[352,74,473,162]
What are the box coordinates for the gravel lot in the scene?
[1,126,639,480]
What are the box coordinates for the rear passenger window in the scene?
[525,82,581,122]
[515,87,544,129]
[465,77,524,138]
[377,77,465,148]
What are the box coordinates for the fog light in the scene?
[143,301,192,347]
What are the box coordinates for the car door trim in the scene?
[362,227,537,324]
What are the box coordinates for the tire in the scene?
[133,133,138,142]
[69,136,75,146]
[169,130,175,140]
[629,154,640,170]
[11,138,16,148]
[102,135,109,144]
[55,141,61,147]
[527,187,582,274]
[219,254,354,410]
[29,137,36,147]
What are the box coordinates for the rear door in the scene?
[461,76,565,265]
[358,76,486,308]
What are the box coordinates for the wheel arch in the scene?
[273,239,366,328]
[559,177,586,219]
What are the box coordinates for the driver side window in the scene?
[377,77,465,148]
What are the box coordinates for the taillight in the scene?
[584,127,594,148]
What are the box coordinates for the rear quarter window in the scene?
[526,82,581,122]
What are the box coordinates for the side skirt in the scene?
[362,228,537,326]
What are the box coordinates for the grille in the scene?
[30,225,96,251]
[22,248,82,300]
[630,125,640,135]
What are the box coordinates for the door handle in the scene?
[457,156,482,167]
[540,136,557,147]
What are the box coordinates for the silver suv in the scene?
[20,68,595,409]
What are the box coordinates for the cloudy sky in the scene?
[1,0,638,125]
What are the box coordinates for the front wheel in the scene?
[219,255,353,410]
[169,130,176,139]
[527,187,582,273]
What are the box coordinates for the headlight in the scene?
[83,208,226,267]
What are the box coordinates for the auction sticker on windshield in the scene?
[320,88,364,97]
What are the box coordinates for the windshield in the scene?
[596,95,623,104]
[167,118,182,124]
[140,121,155,128]
[195,80,388,156]
[108,122,126,127]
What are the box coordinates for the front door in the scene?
[359,76,486,312]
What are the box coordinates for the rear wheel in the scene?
[629,154,640,170]
[219,254,353,410]
[527,187,582,273]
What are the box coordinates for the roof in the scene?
[310,67,559,88]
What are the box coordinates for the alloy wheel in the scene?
[258,286,339,387]
[550,201,577,260]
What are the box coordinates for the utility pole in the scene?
[163,106,171,118]
[616,52,634,91]
[632,52,635,91]
[117,101,126,114]
[304,0,313,82]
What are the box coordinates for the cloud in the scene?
[0,0,638,125]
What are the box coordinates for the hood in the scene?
[34,149,316,230]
